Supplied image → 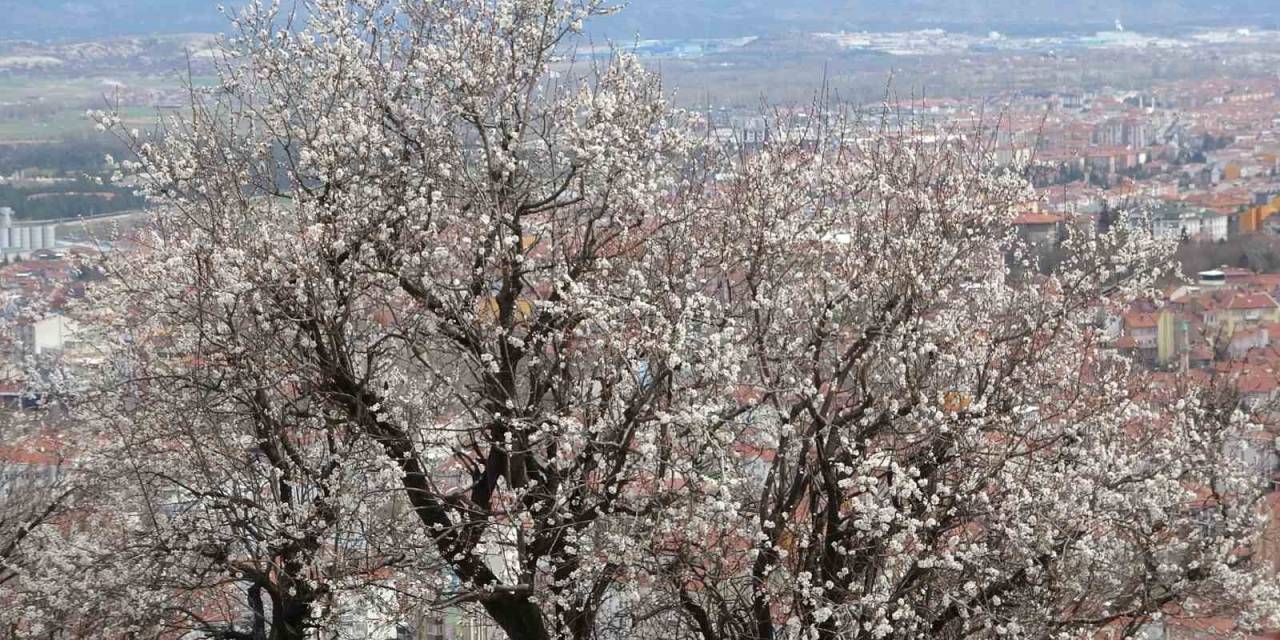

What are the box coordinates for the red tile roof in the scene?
[1227,293,1279,311]
[1013,212,1063,225]
[1123,312,1159,329]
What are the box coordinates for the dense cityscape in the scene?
[9,2,1280,639]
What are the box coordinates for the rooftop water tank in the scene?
[1198,270,1226,286]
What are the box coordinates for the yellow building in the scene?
[1156,311,1180,366]
[1206,292,1280,336]
[1240,195,1280,233]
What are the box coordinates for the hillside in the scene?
[596,0,1280,38]
[4,0,1280,42]
[0,1,227,41]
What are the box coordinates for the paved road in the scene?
[47,208,154,225]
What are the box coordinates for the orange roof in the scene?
[1227,293,1279,311]
[1234,368,1280,394]
[1013,212,1063,225]
[0,433,69,466]
[1123,312,1159,329]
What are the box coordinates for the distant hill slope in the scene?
[1,1,227,41]
[4,0,1280,42]
[597,0,1280,38]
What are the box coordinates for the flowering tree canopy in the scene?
[5,1,1278,639]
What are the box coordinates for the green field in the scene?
[0,71,190,143]
[0,72,179,101]
[0,106,168,143]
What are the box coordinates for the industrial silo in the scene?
[0,209,11,251]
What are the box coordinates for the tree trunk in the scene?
[269,591,313,640]
[482,595,551,640]
[248,584,267,640]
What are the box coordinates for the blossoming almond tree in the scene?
[0,418,73,633]
[649,132,1280,640]
[48,0,1280,639]
[79,1,714,638]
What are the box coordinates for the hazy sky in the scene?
[3,1,1279,42]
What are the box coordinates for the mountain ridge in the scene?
[4,1,1280,42]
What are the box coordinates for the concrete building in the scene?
[16,315,73,356]
[0,207,57,254]
[1150,203,1229,242]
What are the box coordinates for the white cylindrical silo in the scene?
[0,227,10,250]
[42,225,55,249]
[19,226,31,250]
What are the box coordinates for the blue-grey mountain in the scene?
[3,0,1280,41]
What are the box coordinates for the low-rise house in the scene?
[1013,212,1063,245]
[1123,312,1160,349]
[1229,326,1270,359]
[1149,202,1229,242]
[1208,292,1280,335]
